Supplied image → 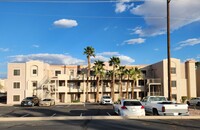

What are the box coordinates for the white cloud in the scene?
[32,44,39,48]
[53,19,78,28]
[0,48,9,52]
[115,0,134,13]
[174,38,200,50]
[197,55,200,59]
[9,53,85,65]
[92,51,135,65]
[123,38,145,45]
[130,0,200,36]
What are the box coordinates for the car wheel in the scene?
[153,109,159,115]
[187,101,190,106]
[32,103,35,107]
[118,110,121,116]
[197,102,200,106]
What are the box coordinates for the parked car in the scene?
[187,97,200,106]
[39,98,55,106]
[100,95,112,105]
[141,96,189,116]
[21,96,39,107]
[113,99,145,116]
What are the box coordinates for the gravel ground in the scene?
[189,106,200,116]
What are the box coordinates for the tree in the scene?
[109,56,120,102]
[196,61,200,69]
[83,46,95,102]
[117,66,126,99]
[124,68,131,99]
[93,60,105,102]
[129,67,142,99]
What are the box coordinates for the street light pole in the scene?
[167,0,172,101]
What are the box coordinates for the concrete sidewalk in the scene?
[0,116,200,122]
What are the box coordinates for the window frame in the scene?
[13,82,20,89]
[13,69,20,76]
[13,95,20,102]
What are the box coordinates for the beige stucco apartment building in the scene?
[6,58,197,105]
[196,66,200,97]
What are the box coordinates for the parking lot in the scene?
[0,103,117,117]
[0,103,200,117]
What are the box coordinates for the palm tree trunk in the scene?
[131,80,135,99]
[126,76,130,99]
[119,76,122,99]
[86,56,90,102]
[96,76,100,102]
[111,72,115,102]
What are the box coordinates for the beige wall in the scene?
[7,63,26,105]
[196,67,200,96]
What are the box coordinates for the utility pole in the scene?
[167,0,172,101]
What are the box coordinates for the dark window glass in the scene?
[14,69,20,76]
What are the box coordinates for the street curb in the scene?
[0,116,200,122]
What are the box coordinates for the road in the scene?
[0,119,200,130]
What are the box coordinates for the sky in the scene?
[0,0,200,78]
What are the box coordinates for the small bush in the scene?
[181,96,188,103]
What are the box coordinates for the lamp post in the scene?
[167,0,172,101]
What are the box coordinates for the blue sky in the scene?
[0,0,200,78]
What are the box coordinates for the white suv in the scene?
[187,97,200,106]
[100,95,112,105]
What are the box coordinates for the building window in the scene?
[13,82,20,89]
[55,70,61,76]
[171,67,176,74]
[70,70,74,76]
[138,80,145,86]
[32,81,37,87]
[171,80,176,87]
[13,95,20,101]
[172,94,177,101]
[59,80,65,86]
[33,69,37,75]
[14,69,20,76]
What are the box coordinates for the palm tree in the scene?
[109,56,120,102]
[129,67,142,99]
[93,60,105,102]
[124,68,131,99]
[83,46,95,102]
[117,66,126,99]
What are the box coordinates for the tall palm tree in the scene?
[93,60,105,102]
[83,46,95,102]
[109,56,120,102]
[117,66,126,99]
[124,68,131,99]
[130,67,142,99]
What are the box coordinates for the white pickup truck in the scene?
[141,96,189,116]
[113,99,145,116]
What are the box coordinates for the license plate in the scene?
[174,113,178,116]
[132,109,136,112]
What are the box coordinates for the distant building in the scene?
[0,79,6,93]
[6,58,197,105]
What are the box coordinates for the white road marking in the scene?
[51,113,56,117]
[66,104,71,108]
[21,114,30,117]
[107,112,111,116]
[80,113,82,116]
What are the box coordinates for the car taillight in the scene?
[162,106,165,112]
[121,106,127,109]
[141,106,144,109]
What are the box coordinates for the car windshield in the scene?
[25,97,33,100]
[149,97,167,102]
[43,99,51,101]
[103,96,111,99]
[124,101,141,106]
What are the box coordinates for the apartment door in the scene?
[59,93,65,103]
